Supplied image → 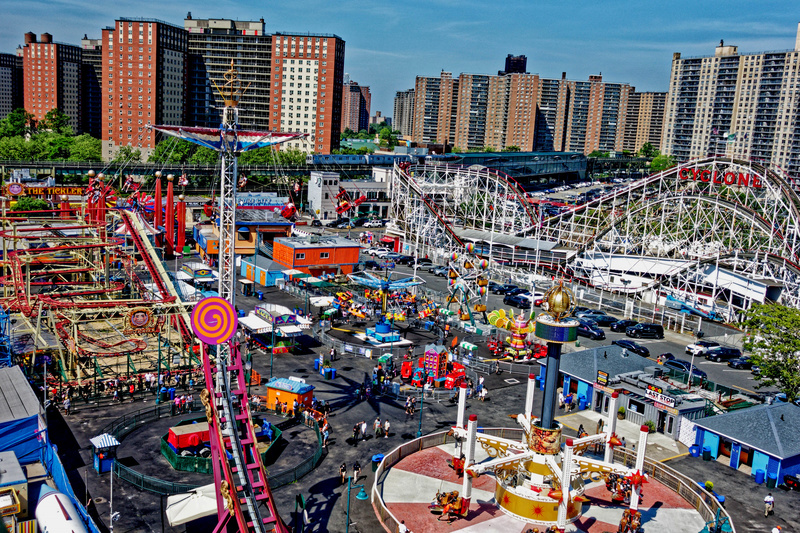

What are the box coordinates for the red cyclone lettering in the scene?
[752,175,762,188]
[738,173,750,187]
[713,171,723,184]
[691,168,700,181]
[700,170,711,182]
[724,172,736,185]
[679,168,692,180]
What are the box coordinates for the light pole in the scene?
[416,387,425,438]
[155,332,162,404]
[345,475,368,533]
[245,356,252,397]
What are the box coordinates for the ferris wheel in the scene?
[445,243,491,325]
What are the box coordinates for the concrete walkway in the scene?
[556,409,689,462]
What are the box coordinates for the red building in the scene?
[20,32,82,132]
[341,79,370,133]
[272,236,360,276]
[270,33,345,154]
[101,18,187,161]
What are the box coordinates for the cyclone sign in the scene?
[191,296,238,345]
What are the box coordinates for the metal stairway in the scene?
[202,341,287,533]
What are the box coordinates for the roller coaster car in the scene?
[428,490,468,519]
[335,202,351,214]
[352,195,367,206]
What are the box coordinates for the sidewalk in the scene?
[556,409,688,462]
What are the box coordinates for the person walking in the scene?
[361,420,368,441]
[352,461,362,482]
[384,419,390,438]
[339,463,347,485]
[764,492,775,517]
[374,417,382,438]
[480,387,488,402]
[63,397,71,416]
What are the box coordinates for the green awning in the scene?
[323,309,338,316]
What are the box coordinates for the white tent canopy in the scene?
[165,484,217,526]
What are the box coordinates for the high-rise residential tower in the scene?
[623,91,666,154]
[20,32,82,132]
[270,32,345,153]
[393,88,414,136]
[80,36,103,138]
[662,25,800,177]
[0,53,23,120]
[101,18,188,161]
[341,79,370,133]
[184,15,272,129]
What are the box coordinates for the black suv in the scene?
[625,323,664,339]
[705,347,742,362]
[577,320,605,340]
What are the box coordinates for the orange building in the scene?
[272,236,360,276]
[263,377,314,411]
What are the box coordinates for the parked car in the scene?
[574,308,607,318]
[610,319,638,333]
[311,219,322,227]
[506,288,532,297]
[571,306,592,316]
[412,258,432,268]
[361,260,381,271]
[663,359,707,379]
[625,323,664,339]
[487,281,504,292]
[503,294,532,309]
[395,255,415,265]
[658,352,676,361]
[581,314,619,327]
[363,219,383,228]
[705,346,742,362]
[432,266,449,277]
[373,249,392,258]
[491,284,518,295]
[685,340,720,356]
[727,356,753,370]
[612,339,650,357]
[336,221,351,229]
[577,320,605,340]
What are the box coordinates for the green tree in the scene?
[190,146,218,164]
[649,154,676,173]
[340,128,356,140]
[12,196,50,212]
[502,145,521,152]
[112,145,142,163]
[638,142,659,158]
[588,150,610,158]
[742,303,800,402]
[39,108,72,135]
[148,138,196,163]
[0,108,34,137]
[68,134,102,161]
[37,132,74,160]
[0,136,38,160]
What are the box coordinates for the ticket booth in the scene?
[90,433,120,474]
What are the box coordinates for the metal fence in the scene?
[612,448,735,533]
[370,428,735,533]
[106,403,325,495]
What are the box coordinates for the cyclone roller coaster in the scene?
[389,156,800,319]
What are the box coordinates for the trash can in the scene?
[168,387,176,400]
[767,473,777,489]
[535,376,544,391]
[372,454,384,472]
[330,368,337,379]
[717,495,725,507]
[314,359,320,371]
[755,469,765,484]
[257,291,264,300]
[160,387,168,402]
[702,446,711,461]
[238,309,245,318]
[578,396,587,411]
[689,445,700,457]
[392,382,400,396]
[323,368,332,380]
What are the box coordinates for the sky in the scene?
[2,0,798,116]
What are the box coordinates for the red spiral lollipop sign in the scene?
[192,296,238,345]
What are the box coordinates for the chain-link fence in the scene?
[106,403,325,496]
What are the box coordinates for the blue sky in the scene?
[2,0,798,117]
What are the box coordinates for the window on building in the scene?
[295,253,305,260]
[320,252,329,259]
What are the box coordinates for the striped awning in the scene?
[90,433,120,449]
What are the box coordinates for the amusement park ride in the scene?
[442,283,651,532]
[146,62,306,532]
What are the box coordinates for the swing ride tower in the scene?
[149,61,307,533]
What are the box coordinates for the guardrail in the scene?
[105,403,325,495]
[371,429,735,533]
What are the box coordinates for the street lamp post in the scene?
[416,387,425,438]
[345,475,368,533]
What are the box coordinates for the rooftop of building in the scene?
[275,236,360,249]
[693,402,800,459]
[265,377,314,395]
[0,366,41,424]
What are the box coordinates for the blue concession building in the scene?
[693,402,800,485]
